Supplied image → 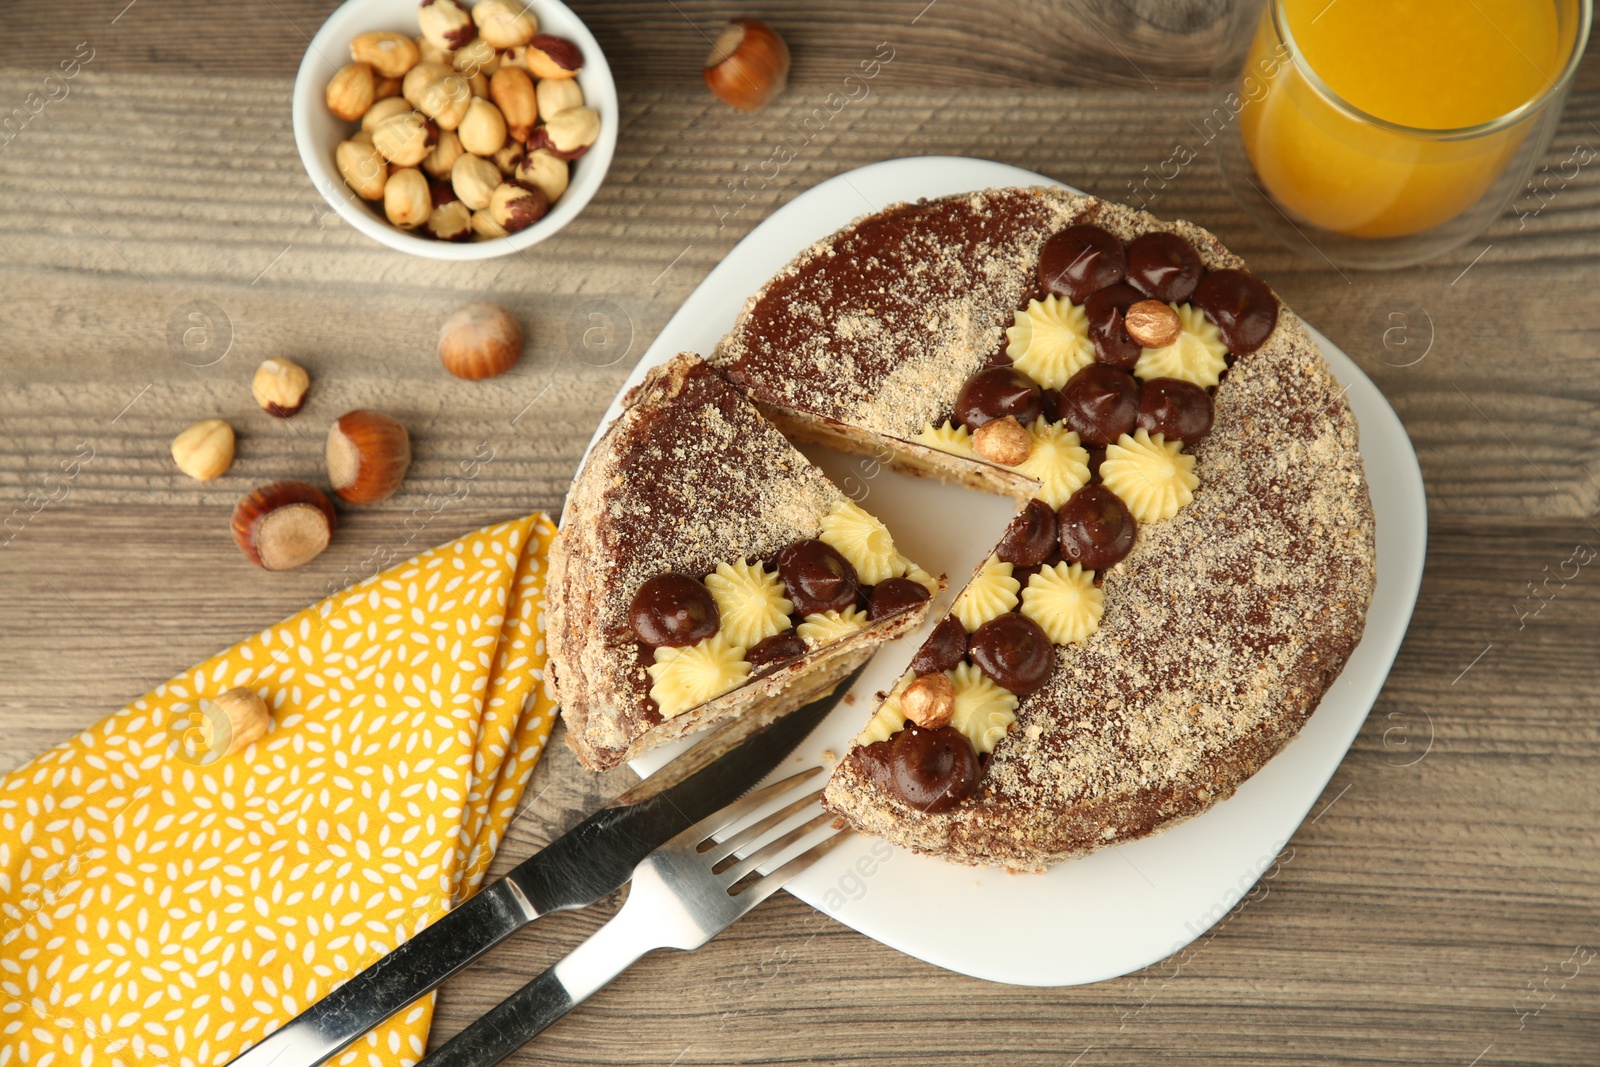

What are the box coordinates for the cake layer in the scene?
[548,354,935,770]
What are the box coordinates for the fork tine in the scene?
[720,809,836,887]
[705,786,825,865]
[735,826,854,908]
[667,765,824,849]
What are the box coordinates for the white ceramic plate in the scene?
[574,156,1426,986]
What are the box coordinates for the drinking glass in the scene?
[1214,0,1592,269]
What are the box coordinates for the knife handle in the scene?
[419,903,654,1067]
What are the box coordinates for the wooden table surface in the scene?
[3,1,1599,1063]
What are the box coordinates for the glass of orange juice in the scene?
[1214,0,1592,268]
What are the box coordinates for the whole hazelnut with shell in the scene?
[438,303,524,380]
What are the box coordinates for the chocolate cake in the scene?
[711,187,1376,871]
[548,354,939,771]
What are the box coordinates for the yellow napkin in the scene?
[0,514,559,1067]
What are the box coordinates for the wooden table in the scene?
[3,2,1598,1063]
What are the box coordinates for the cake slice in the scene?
[713,188,1376,870]
[548,353,939,771]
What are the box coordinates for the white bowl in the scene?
[292,0,618,260]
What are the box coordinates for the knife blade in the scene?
[226,665,861,1067]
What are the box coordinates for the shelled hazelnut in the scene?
[426,200,474,242]
[404,60,453,107]
[458,98,507,156]
[419,0,475,52]
[973,415,1032,466]
[473,0,538,49]
[534,77,582,117]
[439,302,523,379]
[422,128,465,177]
[326,62,376,122]
[514,148,567,202]
[901,673,956,729]
[326,410,412,504]
[524,34,582,79]
[490,138,526,176]
[251,357,311,417]
[490,180,548,233]
[531,106,598,159]
[171,418,235,481]
[232,481,338,570]
[325,2,599,243]
[453,38,501,78]
[489,67,537,143]
[361,95,413,131]
[452,152,502,211]
[350,31,421,78]
[704,19,789,110]
[204,687,271,756]
[385,167,433,229]
[419,73,472,130]
[337,139,388,201]
[372,110,437,166]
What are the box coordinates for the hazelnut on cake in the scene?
[712,188,1376,870]
[548,353,939,771]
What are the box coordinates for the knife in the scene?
[226,666,861,1067]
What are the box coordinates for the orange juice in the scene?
[1241,0,1577,238]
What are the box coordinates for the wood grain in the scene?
[3,1,1600,1063]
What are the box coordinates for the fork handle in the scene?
[419,905,655,1067]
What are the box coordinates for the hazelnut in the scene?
[426,200,473,242]
[451,152,502,211]
[525,34,582,79]
[422,128,465,178]
[403,60,453,107]
[251,357,311,417]
[490,138,527,177]
[336,138,388,201]
[384,167,433,229]
[489,67,538,143]
[231,481,338,571]
[490,180,549,234]
[203,687,271,757]
[326,62,376,121]
[452,37,501,78]
[350,31,421,79]
[458,98,507,156]
[418,0,476,53]
[360,95,413,131]
[326,410,412,505]
[350,128,375,146]
[514,148,568,203]
[373,74,403,101]
[439,303,523,380]
[372,110,437,166]
[973,415,1032,465]
[419,74,472,131]
[170,418,235,481]
[1124,300,1183,348]
[704,20,790,110]
[530,106,599,159]
[473,0,538,50]
[415,33,452,65]
[534,78,583,120]
[471,210,508,239]
[901,673,956,729]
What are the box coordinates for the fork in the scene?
[418,765,849,1067]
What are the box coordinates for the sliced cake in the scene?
[712,188,1376,870]
[548,353,939,771]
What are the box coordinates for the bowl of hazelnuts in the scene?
[292,0,616,258]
